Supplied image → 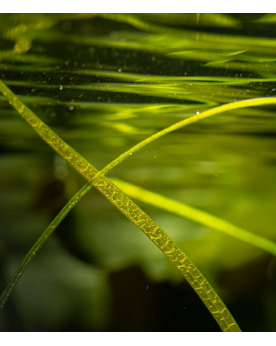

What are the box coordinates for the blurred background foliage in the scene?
[0,13,276,332]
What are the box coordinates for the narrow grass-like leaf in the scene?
[2,79,276,330]
[90,96,276,183]
[0,182,91,308]
[0,79,242,332]
[111,178,276,256]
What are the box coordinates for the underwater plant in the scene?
[1,13,276,332]
[2,77,276,331]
